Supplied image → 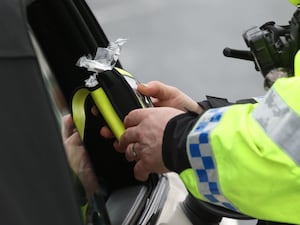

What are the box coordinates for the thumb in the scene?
[137,81,170,100]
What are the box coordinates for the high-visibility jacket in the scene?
[290,0,300,6]
[162,51,300,224]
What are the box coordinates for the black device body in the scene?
[224,7,300,88]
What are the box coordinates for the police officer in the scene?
[103,0,300,223]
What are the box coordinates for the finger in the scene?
[62,114,76,140]
[137,82,157,97]
[113,140,121,152]
[137,81,173,101]
[125,143,138,162]
[134,161,150,182]
[123,108,154,128]
[119,126,140,151]
[67,131,83,146]
[100,126,114,138]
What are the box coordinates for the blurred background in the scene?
[85,0,295,224]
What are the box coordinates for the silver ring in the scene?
[132,143,137,157]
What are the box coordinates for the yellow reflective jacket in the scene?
[78,1,300,224]
[289,0,300,6]
[177,52,300,224]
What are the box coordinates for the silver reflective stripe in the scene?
[252,88,300,165]
[187,107,237,211]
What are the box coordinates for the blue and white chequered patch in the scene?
[187,107,237,211]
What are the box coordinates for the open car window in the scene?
[27,14,111,225]
[24,0,169,225]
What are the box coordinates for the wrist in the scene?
[162,111,201,173]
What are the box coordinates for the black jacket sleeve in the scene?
[162,95,257,173]
[162,111,201,173]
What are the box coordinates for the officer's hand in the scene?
[137,81,203,113]
[100,81,203,141]
[117,107,184,181]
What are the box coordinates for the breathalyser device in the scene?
[71,39,153,141]
[72,67,153,141]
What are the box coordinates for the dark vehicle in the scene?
[2,0,290,224]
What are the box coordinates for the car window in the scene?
[28,25,110,225]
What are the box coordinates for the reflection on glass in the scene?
[30,29,109,225]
